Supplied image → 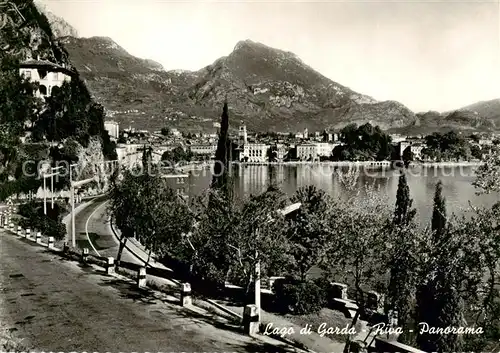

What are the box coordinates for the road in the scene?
[0,232,299,352]
[73,199,141,264]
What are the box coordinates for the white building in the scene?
[170,128,182,137]
[315,143,335,158]
[104,121,120,140]
[240,143,270,163]
[19,59,74,98]
[297,143,318,161]
[190,144,217,157]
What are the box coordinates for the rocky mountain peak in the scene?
[34,1,79,38]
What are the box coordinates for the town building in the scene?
[104,121,120,141]
[315,143,335,158]
[296,143,318,161]
[399,141,425,160]
[19,58,75,98]
[162,172,190,199]
[238,125,248,145]
[190,144,217,157]
[303,128,309,140]
[240,143,270,163]
[170,128,182,137]
[295,132,304,140]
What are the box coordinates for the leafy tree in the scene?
[322,175,392,351]
[473,145,500,194]
[161,127,170,136]
[288,186,331,281]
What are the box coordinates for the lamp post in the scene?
[51,166,64,209]
[68,163,78,248]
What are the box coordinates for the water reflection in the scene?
[188,165,500,223]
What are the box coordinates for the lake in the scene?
[187,164,500,224]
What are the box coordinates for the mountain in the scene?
[34,1,79,38]
[62,37,418,132]
[387,109,496,136]
[458,99,500,126]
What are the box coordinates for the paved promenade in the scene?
[0,230,303,352]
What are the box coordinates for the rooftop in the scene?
[20,60,75,76]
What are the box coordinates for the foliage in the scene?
[273,278,327,315]
[212,101,232,190]
[288,185,331,281]
[388,172,420,345]
[431,180,446,238]
[161,146,193,165]
[0,56,41,149]
[17,200,67,240]
[332,123,393,161]
[322,173,392,309]
[473,145,500,194]
[109,168,193,263]
[421,131,473,161]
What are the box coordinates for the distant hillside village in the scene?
[104,119,499,167]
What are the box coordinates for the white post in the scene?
[70,165,75,248]
[181,283,192,306]
[43,175,46,215]
[25,229,30,238]
[51,172,54,209]
[36,232,41,244]
[48,236,54,248]
[137,267,146,288]
[17,226,22,236]
[106,257,115,275]
[243,304,260,336]
[82,248,89,263]
[254,227,261,323]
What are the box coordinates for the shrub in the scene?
[274,278,327,315]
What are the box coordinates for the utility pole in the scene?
[254,228,261,323]
[43,174,46,215]
[51,166,63,209]
[69,163,78,248]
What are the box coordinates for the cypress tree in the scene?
[393,173,416,227]
[431,180,447,238]
[211,101,232,193]
[389,172,417,345]
[416,180,463,353]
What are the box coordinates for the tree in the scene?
[212,101,232,191]
[161,127,170,136]
[322,172,392,352]
[108,169,143,266]
[473,146,500,194]
[415,181,465,353]
[288,185,331,281]
[230,186,290,299]
[431,180,446,238]
[388,172,419,345]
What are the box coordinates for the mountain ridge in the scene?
[29,10,500,134]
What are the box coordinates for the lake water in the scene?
[187,164,500,224]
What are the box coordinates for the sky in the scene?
[39,0,500,113]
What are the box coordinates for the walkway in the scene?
[0,231,302,352]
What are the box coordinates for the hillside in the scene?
[459,99,500,126]
[0,0,116,191]
[62,37,418,132]
[387,109,496,136]
[34,1,78,38]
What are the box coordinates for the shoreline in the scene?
[230,161,484,167]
